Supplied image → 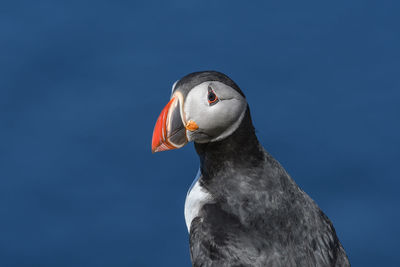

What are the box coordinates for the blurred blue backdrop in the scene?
[1,1,399,266]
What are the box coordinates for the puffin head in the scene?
[152,71,248,153]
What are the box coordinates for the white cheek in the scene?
[210,99,244,128]
[184,82,247,142]
[207,99,247,142]
[184,85,208,123]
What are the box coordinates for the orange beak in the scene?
[151,96,188,153]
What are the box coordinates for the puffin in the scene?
[151,71,350,267]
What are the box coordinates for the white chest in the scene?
[184,171,213,232]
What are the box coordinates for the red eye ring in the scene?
[207,86,219,104]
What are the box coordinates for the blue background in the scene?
[1,1,399,266]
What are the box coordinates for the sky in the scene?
[0,1,399,266]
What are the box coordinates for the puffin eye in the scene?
[207,86,219,105]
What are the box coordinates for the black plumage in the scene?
[182,73,350,267]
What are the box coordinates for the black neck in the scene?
[194,106,264,182]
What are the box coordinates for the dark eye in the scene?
[207,86,219,105]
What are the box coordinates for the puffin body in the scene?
[152,71,350,267]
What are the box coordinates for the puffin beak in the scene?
[152,96,188,153]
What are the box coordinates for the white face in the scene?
[183,81,247,143]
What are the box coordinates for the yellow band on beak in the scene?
[185,120,199,131]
